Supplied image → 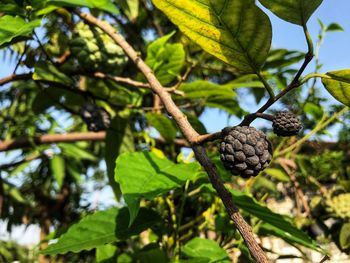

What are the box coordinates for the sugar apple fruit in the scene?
[272,111,302,136]
[219,126,273,177]
[70,22,128,74]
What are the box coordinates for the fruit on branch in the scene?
[219,126,273,178]
[80,103,111,131]
[272,111,302,136]
[70,22,128,74]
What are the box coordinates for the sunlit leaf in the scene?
[48,0,119,14]
[0,15,41,47]
[153,0,272,73]
[258,0,323,25]
[321,69,350,106]
[118,0,139,21]
[33,61,73,85]
[96,244,117,262]
[182,238,230,263]
[115,151,200,224]
[145,31,185,85]
[264,168,290,182]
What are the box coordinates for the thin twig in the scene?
[76,11,270,262]
[319,255,330,263]
[240,26,314,127]
[13,42,28,74]
[279,159,311,216]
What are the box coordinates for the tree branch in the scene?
[0,132,106,152]
[0,73,33,86]
[76,11,270,262]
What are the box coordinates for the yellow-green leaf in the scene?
[321,69,350,106]
[152,0,272,73]
[258,0,323,26]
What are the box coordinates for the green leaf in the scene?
[48,0,119,14]
[96,244,117,263]
[0,15,41,47]
[252,176,277,192]
[115,151,200,224]
[134,244,168,263]
[264,49,305,69]
[340,223,350,250]
[205,96,244,117]
[41,207,159,255]
[33,61,73,85]
[182,238,230,263]
[145,31,185,85]
[105,115,135,198]
[264,168,290,182]
[146,113,177,142]
[60,144,97,161]
[303,102,324,120]
[258,0,323,25]
[118,0,139,21]
[50,155,65,189]
[326,23,344,32]
[153,0,272,73]
[230,189,321,251]
[179,80,236,99]
[321,70,350,106]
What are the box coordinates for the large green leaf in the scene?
[258,0,323,25]
[48,0,119,14]
[115,151,200,224]
[33,61,73,85]
[145,32,185,85]
[153,0,272,73]
[41,207,159,255]
[105,115,135,198]
[50,155,65,189]
[230,189,321,251]
[182,238,230,263]
[146,113,177,142]
[0,15,41,47]
[321,70,350,106]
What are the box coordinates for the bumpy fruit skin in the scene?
[80,103,111,132]
[272,111,302,136]
[219,126,273,178]
[70,22,128,74]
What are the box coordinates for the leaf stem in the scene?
[257,71,274,98]
[299,73,329,85]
